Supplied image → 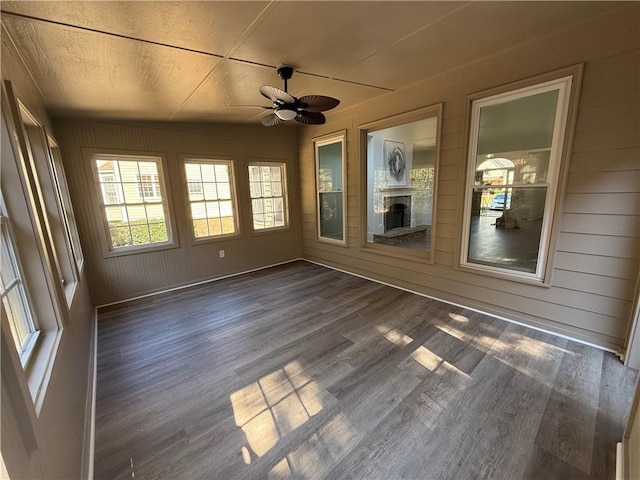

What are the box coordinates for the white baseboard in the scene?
[616,441,624,480]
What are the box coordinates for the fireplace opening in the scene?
[384,196,411,232]
[386,204,406,230]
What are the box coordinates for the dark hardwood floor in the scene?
[94,261,638,479]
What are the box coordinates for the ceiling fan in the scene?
[242,66,340,126]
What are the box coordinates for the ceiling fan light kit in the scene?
[244,66,340,126]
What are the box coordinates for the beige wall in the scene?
[297,4,640,351]
[1,27,95,480]
[53,119,301,306]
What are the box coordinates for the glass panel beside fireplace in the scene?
[363,105,441,259]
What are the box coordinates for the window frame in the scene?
[1,209,40,367]
[359,104,443,263]
[314,131,347,246]
[180,155,241,243]
[9,100,81,308]
[459,66,583,285]
[88,149,178,257]
[46,135,85,277]
[247,160,290,234]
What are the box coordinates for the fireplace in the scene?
[384,196,411,232]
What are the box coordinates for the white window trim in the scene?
[46,135,85,277]
[87,149,178,257]
[180,155,242,243]
[459,71,579,285]
[247,160,290,234]
[314,131,347,246]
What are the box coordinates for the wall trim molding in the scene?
[96,259,305,311]
[304,258,618,355]
[81,309,98,480]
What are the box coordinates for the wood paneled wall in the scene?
[297,4,640,351]
[54,119,301,306]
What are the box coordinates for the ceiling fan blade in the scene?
[260,85,296,104]
[295,111,326,125]
[298,95,340,112]
[261,113,284,127]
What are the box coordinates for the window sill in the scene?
[457,262,551,287]
[103,241,179,259]
[25,328,63,416]
[189,231,243,246]
[250,225,291,236]
[317,236,348,247]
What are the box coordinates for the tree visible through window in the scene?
[93,155,172,250]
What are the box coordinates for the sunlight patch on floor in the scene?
[382,327,414,347]
[230,361,327,459]
[268,412,357,479]
[408,345,471,379]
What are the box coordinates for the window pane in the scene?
[110,226,132,247]
[0,231,19,288]
[250,182,261,197]
[130,221,151,245]
[0,217,37,358]
[145,203,165,222]
[3,285,33,353]
[467,187,547,273]
[477,90,558,155]
[475,151,550,187]
[193,219,208,238]
[247,163,288,231]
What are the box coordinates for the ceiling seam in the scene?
[330,2,472,81]
[171,1,281,120]
[222,1,280,60]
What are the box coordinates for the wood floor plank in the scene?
[534,342,603,473]
[94,261,638,480]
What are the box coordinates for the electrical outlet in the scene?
[219,249,225,258]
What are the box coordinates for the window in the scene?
[2,81,65,412]
[460,73,576,283]
[47,137,84,274]
[362,105,442,260]
[1,208,39,366]
[315,132,346,244]
[248,162,288,232]
[136,173,160,199]
[183,158,238,239]
[11,102,79,306]
[99,172,121,204]
[92,154,174,252]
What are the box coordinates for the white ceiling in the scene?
[0,1,623,124]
